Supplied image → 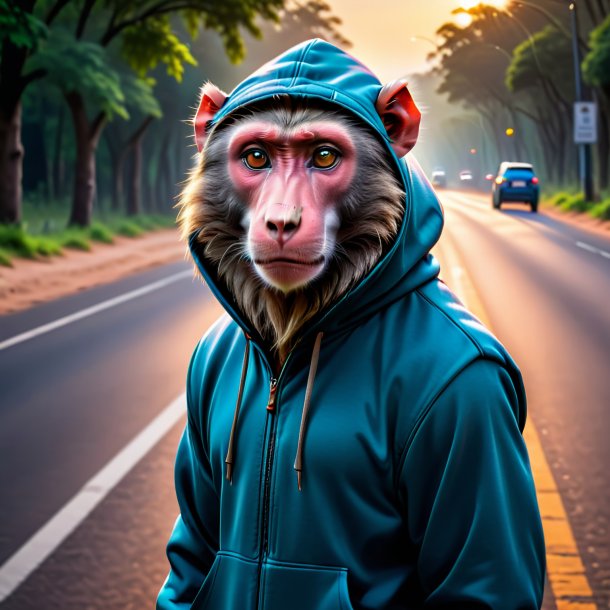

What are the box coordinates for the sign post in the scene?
[569,3,594,202]
[574,102,598,144]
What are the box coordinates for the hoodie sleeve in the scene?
[157,345,220,610]
[398,358,545,610]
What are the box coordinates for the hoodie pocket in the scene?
[189,555,221,610]
[263,559,355,610]
[190,552,259,610]
[190,553,354,610]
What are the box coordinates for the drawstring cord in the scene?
[224,331,324,490]
[225,336,250,483]
[294,331,324,491]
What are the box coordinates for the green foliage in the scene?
[129,216,159,231]
[0,1,47,50]
[550,192,572,206]
[27,30,129,119]
[119,72,162,118]
[35,237,63,256]
[0,212,175,262]
[506,26,573,97]
[589,199,610,221]
[121,16,197,82]
[137,214,173,230]
[115,220,144,237]
[60,231,91,251]
[89,223,115,244]
[560,193,589,213]
[0,248,12,267]
[0,224,62,258]
[107,0,283,66]
[432,7,520,109]
[550,192,610,221]
[181,9,201,40]
[582,15,610,88]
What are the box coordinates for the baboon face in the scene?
[225,114,358,292]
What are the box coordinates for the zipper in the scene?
[251,344,296,609]
[266,378,278,412]
[255,376,281,608]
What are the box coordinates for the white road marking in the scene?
[0,393,187,602]
[576,241,610,259]
[0,270,193,351]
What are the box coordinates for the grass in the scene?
[0,247,12,267]
[89,222,114,244]
[0,225,62,259]
[590,199,610,221]
[559,193,589,213]
[0,207,176,265]
[115,220,145,238]
[60,231,91,251]
[546,189,610,224]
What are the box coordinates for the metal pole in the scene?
[569,1,594,201]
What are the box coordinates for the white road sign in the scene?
[574,102,597,144]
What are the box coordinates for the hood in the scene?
[189,38,444,340]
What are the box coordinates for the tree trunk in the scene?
[595,89,610,191]
[52,105,65,200]
[597,114,609,192]
[66,92,105,227]
[127,140,141,216]
[126,116,154,216]
[104,128,127,212]
[479,108,504,164]
[539,117,558,183]
[0,101,24,223]
[157,130,172,212]
[112,151,127,212]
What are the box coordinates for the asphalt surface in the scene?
[0,196,609,608]
[0,262,220,566]
[438,190,610,609]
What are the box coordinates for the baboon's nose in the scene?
[264,204,302,244]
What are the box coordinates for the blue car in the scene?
[492,162,539,212]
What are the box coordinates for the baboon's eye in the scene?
[242,149,270,170]
[312,147,340,169]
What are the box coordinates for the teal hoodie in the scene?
[158,39,545,610]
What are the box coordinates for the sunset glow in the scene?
[460,0,509,7]
[454,11,473,27]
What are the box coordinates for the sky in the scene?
[324,0,471,81]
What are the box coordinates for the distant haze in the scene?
[325,0,461,82]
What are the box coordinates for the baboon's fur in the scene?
[178,97,405,362]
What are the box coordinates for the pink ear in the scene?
[375,80,421,157]
[194,83,227,152]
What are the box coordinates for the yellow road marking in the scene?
[433,229,597,610]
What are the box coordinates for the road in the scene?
[0,262,223,608]
[0,194,608,609]
[435,190,610,610]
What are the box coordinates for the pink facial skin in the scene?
[227,120,356,292]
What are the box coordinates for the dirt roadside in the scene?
[0,229,187,316]
[0,203,607,317]
[540,200,610,237]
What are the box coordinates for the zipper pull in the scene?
[266,378,278,412]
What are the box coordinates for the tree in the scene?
[28,29,131,224]
[583,15,610,189]
[505,26,575,182]
[0,0,285,226]
[428,4,588,186]
[0,0,46,223]
[431,11,526,167]
[104,72,162,215]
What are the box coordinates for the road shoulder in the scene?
[0,229,186,316]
